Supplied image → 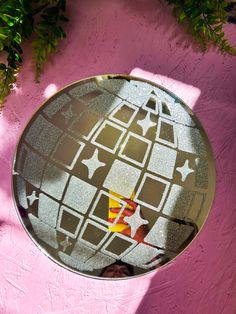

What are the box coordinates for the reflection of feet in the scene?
[109,199,149,243]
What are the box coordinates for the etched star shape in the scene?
[137,112,156,136]
[123,205,148,238]
[60,236,72,252]
[27,191,38,206]
[176,160,194,181]
[61,105,75,124]
[81,148,106,179]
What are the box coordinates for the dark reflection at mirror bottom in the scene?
[99,256,172,278]
[100,261,134,278]
[98,217,198,278]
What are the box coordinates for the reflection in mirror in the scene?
[13,75,215,279]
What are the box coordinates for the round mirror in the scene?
[12,75,215,279]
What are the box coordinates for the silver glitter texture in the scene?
[20,146,46,188]
[28,213,58,249]
[70,239,95,261]
[16,176,28,209]
[128,94,151,108]
[41,163,69,200]
[103,159,141,198]
[60,236,72,252]
[162,184,194,220]
[130,80,155,95]
[147,143,177,179]
[59,248,115,271]
[25,114,62,156]
[99,78,150,108]
[130,80,161,107]
[195,157,208,188]
[89,93,122,116]
[176,125,206,155]
[61,104,76,125]
[38,193,59,228]
[153,87,176,104]
[159,101,195,127]
[122,243,163,268]
[57,239,95,270]
[68,82,99,101]
[98,78,128,97]
[63,176,97,213]
[43,93,71,118]
[187,192,205,221]
[86,252,116,270]
[144,217,194,251]
[58,251,94,271]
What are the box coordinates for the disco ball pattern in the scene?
[13,76,214,277]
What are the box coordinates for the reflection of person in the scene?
[100,197,149,278]
[100,261,134,278]
[99,197,148,278]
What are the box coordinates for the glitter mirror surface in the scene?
[12,75,215,279]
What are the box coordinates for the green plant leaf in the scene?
[0,13,16,26]
[14,32,21,44]
[0,63,6,70]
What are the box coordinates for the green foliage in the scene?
[0,0,235,106]
[33,0,68,81]
[0,0,68,105]
[0,64,16,103]
[166,0,236,55]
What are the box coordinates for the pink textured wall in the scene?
[0,1,236,313]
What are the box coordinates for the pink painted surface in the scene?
[0,1,236,313]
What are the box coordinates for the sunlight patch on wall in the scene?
[44,84,58,99]
[130,68,201,110]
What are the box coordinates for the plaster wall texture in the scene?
[0,1,236,313]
